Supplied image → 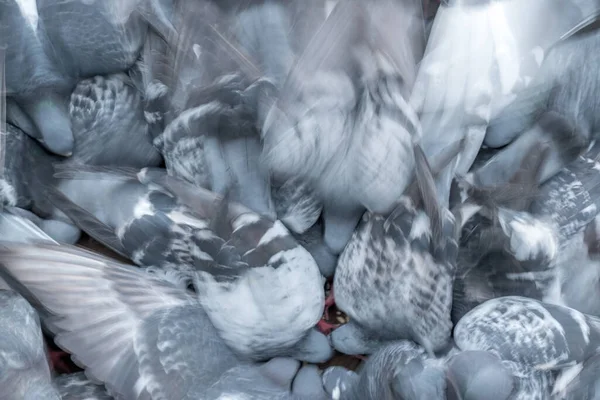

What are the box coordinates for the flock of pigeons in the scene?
[3,0,600,399]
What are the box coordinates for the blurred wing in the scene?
[0,209,57,244]
[413,0,600,182]
[0,243,198,400]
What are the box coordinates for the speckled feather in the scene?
[455,297,600,382]
[67,73,162,168]
[333,143,460,354]
[271,177,323,235]
[55,372,112,400]
[47,165,329,362]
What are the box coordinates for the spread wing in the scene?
[0,243,232,400]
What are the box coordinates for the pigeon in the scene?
[552,351,600,399]
[152,0,293,217]
[54,373,112,400]
[453,141,600,321]
[330,143,463,355]
[67,73,163,167]
[412,0,600,198]
[0,289,61,400]
[0,0,75,156]
[485,8,600,150]
[322,340,446,400]
[262,0,425,260]
[454,296,600,399]
[45,165,332,362]
[445,350,516,400]
[0,243,329,399]
[477,21,600,193]
[1,0,173,156]
[54,361,328,400]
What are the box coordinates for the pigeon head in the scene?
[392,358,446,400]
[446,351,515,400]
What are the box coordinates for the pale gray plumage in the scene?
[414,0,600,201]
[455,296,600,399]
[0,289,61,400]
[0,243,327,400]
[205,358,330,400]
[262,0,425,259]
[54,372,113,400]
[46,166,331,362]
[0,122,81,244]
[1,0,172,156]
[445,351,515,400]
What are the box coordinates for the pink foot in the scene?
[324,286,336,320]
[48,347,74,374]
[45,337,78,374]
[317,319,340,336]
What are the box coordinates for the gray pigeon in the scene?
[54,373,112,400]
[152,0,294,217]
[262,0,425,261]
[0,289,61,400]
[0,243,329,399]
[323,340,446,400]
[330,143,463,355]
[67,73,163,168]
[415,0,600,195]
[455,296,600,399]
[479,19,600,193]
[445,350,515,400]
[46,165,332,363]
[453,141,600,321]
